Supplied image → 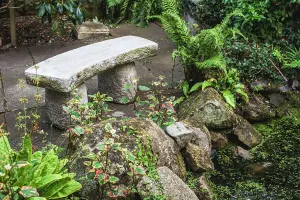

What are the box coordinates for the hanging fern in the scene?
[284,47,300,69]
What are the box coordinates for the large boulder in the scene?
[69,118,186,199]
[166,122,213,172]
[157,167,199,200]
[241,93,275,122]
[178,88,237,129]
[210,131,228,149]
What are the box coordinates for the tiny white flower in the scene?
[4,164,11,170]
[110,129,116,134]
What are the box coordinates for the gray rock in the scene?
[268,93,285,107]
[199,176,214,200]
[234,146,250,160]
[137,176,161,199]
[75,22,109,40]
[166,122,213,172]
[157,167,199,200]
[98,62,137,104]
[178,88,237,129]
[70,118,186,193]
[210,131,228,149]
[234,117,262,148]
[25,36,158,93]
[46,83,88,129]
[242,94,275,121]
[165,121,196,149]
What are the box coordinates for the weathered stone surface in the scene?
[234,117,262,148]
[46,84,88,129]
[234,146,250,160]
[249,79,285,93]
[76,22,109,40]
[268,93,285,107]
[165,121,197,149]
[166,122,213,172]
[198,176,214,200]
[25,36,158,92]
[70,118,186,183]
[137,176,160,199]
[210,131,228,149]
[242,93,275,121]
[185,142,213,172]
[98,63,137,104]
[178,88,237,129]
[157,167,199,200]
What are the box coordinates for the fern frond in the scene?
[161,0,179,14]
[283,46,300,69]
[195,53,227,73]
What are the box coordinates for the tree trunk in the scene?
[9,0,17,46]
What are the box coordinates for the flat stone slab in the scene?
[76,22,110,40]
[25,36,158,92]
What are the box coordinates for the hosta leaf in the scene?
[19,186,39,198]
[222,90,236,108]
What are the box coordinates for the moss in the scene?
[206,104,300,199]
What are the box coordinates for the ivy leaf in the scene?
[120,97,129,104]
[222,90,236,108]
[109,176,119,184]
[93,161,102,169]
[138,85,151,92]
[73,126,85,136]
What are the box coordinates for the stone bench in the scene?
[25,36,158,129]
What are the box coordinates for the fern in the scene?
[284,46,300,68]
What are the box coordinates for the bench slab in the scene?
[25,36,158,92]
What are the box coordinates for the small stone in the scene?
[210,131,228,149]
[234,146,250,160]
[268,93,285,107]
[234,116,262,148]
[292,79,299,90]
[157,167,199,200]
[165,122,195,149]
[111,111,125,117]
[199,176,214,200]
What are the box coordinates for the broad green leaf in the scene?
[40,177,71,198]
[189,82,202,93]
[34,174,62,188]
[202,80,215,90]
[52,21,59,32]
[49,180,82,199]
[138,85,151,92]
[28,197,46,200]
[234,88,249,102]
[38,3,46,16]
[93,161,102,169]
[17,134,32,162]
[182,82,189,97]
[53,159,68,174]
[0,136,11,162]
[222,90,236,108]
[19,186,39,198]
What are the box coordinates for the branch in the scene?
[0,0,12,10]
[269,58,288,82]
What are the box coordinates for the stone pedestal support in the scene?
[46,84,88,129]
[98,63,137,104]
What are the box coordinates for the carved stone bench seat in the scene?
[25,36,158,129]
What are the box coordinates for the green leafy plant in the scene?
[183,69,248,108]
[0,133,82,199]
[134,76,178,129]
[36,0,85,32]
[83,127,147,199]
[273,46,300,69]
[152,0,245,81]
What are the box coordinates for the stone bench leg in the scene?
[46,84,88,129]
[98,62,137,104]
